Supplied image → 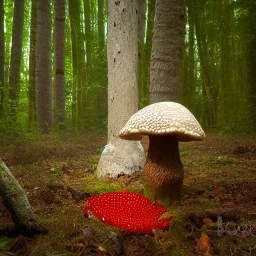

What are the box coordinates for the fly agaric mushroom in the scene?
[119,102,205,206]
[82,191,173,234]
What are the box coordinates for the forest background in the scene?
[1,0,256,136]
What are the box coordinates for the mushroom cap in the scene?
[119,102,205,142]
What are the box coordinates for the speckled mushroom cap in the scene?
[119,102,205,142]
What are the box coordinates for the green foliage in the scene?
[0,237,12,251]
[182,0,256,134]
[216,156,237,165]
[51,167,64,177]
[1,0,255,135]
[0,118,35,145]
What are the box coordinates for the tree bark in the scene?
[0,0,4,117]
[8,0,25,119]
[35,0,53,133]
[142,0,155,106]
[138,0,147,107]
[98,0,105,51]
[150,0,185,103]
[28,0,37,131]
[0,159,48,234]
[182,0,196,112]
[96,0,145,178]
[68,0,85,129]
[84,0,93,82]
[54,0,66,127]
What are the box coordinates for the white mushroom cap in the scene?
[119,102,205,142]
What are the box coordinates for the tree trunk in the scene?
[84,0,93,82]
[0,0,4,117]
[150,0,185,103]
[54,0,66,127]
[138,0,147,107]
[35,0,53,133]
[8,0,25,119]
[68,0,85,129]
[98,0,105,51]
[142,0,155,106]
[68,0,79,128]
[182,0,196,112]
[96,0,145,178]
[0,159,48,234]
[96,0,107,126]
[28,0,37,131]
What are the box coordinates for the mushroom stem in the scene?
[142,135,184,206]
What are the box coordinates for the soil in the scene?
[0,132,255,256]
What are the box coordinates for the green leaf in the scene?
[0,237,12,250]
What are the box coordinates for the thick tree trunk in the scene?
[96,0,145,177]
[28,0,37,130]
[0,159,48,234]
[8,0,25,119]
[150,0,185,103]
[54,0,66,127]
[36,0,53,133]
[0,0,4,117]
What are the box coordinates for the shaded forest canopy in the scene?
[0,0,256,134]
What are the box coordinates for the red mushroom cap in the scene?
[82,191,173,234]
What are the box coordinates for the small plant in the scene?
[50,167,63,177]
[216,156,237,164]
[88,156,99,173]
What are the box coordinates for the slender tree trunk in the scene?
[143,0,155,106]
[0,159,48,234]
[54,0,66,127]
[69,0,85,129]
[98,0,104,51]
[35,0,53,133]
[96,0,145,178]
[0,0,4,117]
[68,0,79,128]
[28,0,37,130]
[150,0,185,103]
[138,0,147,107]
[84,0,93,82]
[8,0,25,119]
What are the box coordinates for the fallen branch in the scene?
[0,159,48,235]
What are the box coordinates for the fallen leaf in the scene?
[203,218,214,229]
[213,186,223,195]
[196,232,213,256]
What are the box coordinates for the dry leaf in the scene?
[196,232,213,256]
[203,217,214,229]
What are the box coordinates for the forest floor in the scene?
[0,132,255,256]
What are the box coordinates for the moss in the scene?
[83,175,121,194]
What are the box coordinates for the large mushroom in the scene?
[119,102,205,206]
